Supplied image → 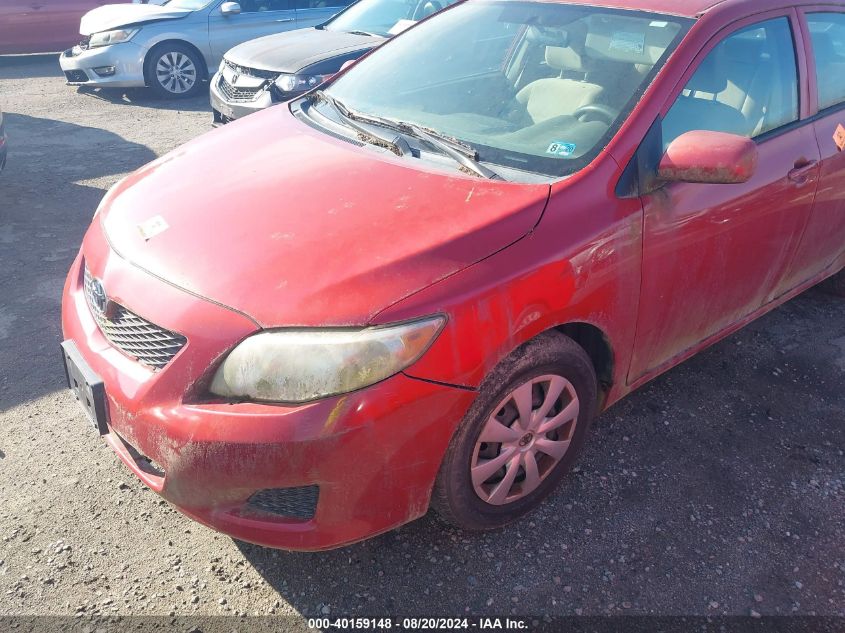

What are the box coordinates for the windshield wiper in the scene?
[311,92,502,180]
[313,91,410,157]
[333,109,502,180]
[401,123,503,180]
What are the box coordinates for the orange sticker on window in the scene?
[834,124,845,152]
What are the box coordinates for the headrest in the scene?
[546,45,595,72]
[685,44,728,94]
[723,36,765,62]
[545,19,596,73]
[584,15,681,65]
[812,32,837,62]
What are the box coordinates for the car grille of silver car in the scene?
[218,76,264,103]
[83,265,187,370]
[218,60,276,102]
[223,59,278,80]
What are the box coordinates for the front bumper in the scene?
[209,71,275,124]
[60,42,147,88]
[62,224,475,550]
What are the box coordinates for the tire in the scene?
[145,43,205,99]
[432,331,598,531]
[819,268,845,297]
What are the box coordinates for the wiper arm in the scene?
[312,93,502,180]
[313,91,410,157]
[337,110,502,180]
[401,123,503,180]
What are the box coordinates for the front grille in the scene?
[65,69,89,83]
[223,58,277,80]
[83,266,186,370]
[246,486,319,520]
[217,75,264,103]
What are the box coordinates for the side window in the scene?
[296,0,350,9]
[807,13,845,110]
[663,17,799,148]
[239,0,291,12]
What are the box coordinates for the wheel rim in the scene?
[470,374,579,506]
[155,51,197,94]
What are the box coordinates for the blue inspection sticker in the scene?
[546,141,577,157]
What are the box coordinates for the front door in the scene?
[208,0,298,61]
[630,13,820,381]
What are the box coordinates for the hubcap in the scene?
[470,374,579,506]
[155,52,197,94]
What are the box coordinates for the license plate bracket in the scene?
[61,340,109,435]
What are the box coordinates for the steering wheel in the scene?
[572,104,617,125]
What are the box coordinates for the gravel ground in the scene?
[0,54,843,621]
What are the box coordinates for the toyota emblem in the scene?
[90,277,108,315]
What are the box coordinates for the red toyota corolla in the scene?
[62,0,845,550]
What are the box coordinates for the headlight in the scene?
[274,73,331,94]
[88,28,139,48]
[209,316,445,403]
[218,58,227,74]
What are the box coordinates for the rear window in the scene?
[807,13,845,110]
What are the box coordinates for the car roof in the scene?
[539,0,721,17]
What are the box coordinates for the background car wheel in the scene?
[819,268,845,297]
[432,331,598,531]
[145,43,204,99]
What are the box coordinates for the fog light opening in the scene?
[245,486,319,520]
[93,66,116,77]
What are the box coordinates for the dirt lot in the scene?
[0,54,843,622]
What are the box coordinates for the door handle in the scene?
[787,158,818,184]
[275,17,295,22]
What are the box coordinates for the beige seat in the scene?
[515,45,604,124]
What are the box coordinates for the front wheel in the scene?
[145,44,204,99]
[432,331,598,531]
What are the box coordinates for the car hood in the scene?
[80,4,191,36]
[98,107,550,328]
[225,28,382,73]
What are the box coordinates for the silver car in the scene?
[60,0,353,98]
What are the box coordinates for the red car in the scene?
[0,0,115,55]
[62,0,845,550]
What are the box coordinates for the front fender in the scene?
[374,156,643,410]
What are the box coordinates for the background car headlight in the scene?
[88,28,139,48]
[209,316,445,403]
[274,73,332,95]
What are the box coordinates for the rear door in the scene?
[629,11,820,381]
[208,0,298,60]
[781,7,845,287]
[0,0,32,55]
[294,0,353,29]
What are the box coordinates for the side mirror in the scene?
[658,130,758,185]
[220,2,241,15]
[340,59,356,72]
